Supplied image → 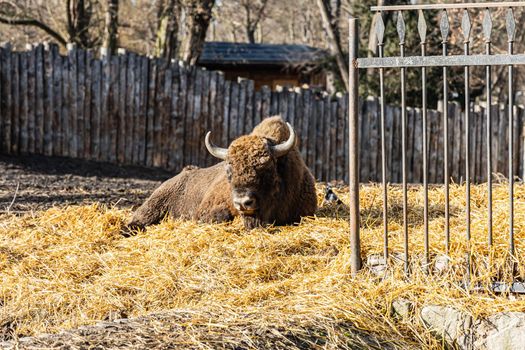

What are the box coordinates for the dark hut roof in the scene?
[198,42,328,66]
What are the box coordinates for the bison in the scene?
[127,116,317,230]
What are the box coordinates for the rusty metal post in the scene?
[348,17,361,276]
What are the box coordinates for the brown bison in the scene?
[127,116,317,230]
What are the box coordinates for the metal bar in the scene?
[463,10,472,284]
[398,11,409,275]
[486,33,493,248]
[508,43,515,257]
[371,2,525,11]
[420,15,429,272]
[379,43,388,262]
[441,10,450,255]
[357,54,525,69]
[507,8,516,258]
[348,17,361,276]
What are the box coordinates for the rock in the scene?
[366,254,387,275]
[392,298,413,319]
[433,255,449,274]
[420,305,472,349]
[474,312,525,350]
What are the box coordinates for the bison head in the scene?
[205,123,296,229]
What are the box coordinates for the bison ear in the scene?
[205,131,228,160]
[270,122,296,158]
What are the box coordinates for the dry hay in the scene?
[1,182,525,349]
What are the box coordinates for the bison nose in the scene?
[234,196,257,213]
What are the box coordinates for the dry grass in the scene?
[1,182,525,348]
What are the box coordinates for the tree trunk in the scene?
[178,0,214,65]
[66,0,93,47]
[316,0,348,91]
[155,0,180,61]
[247,27,256,43]
[103,0,119,55]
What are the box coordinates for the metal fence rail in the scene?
[348,1,525,289]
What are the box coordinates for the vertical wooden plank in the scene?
[51,46,62,157]
[491,104,499,175]
[83,50,93,159]
[359,98,368,182]
[260,85,270,121]
[245,79,255,133]
[205,70,217,166]
[450,103,456,183]
[253,90,262,131]
[197,69,209,165]
[117,51,127,163]
[182,66,195,164]
[237,78,247,134]
[382,105,395,182]
[126,53,136,165]
[228,81,239,142]
[99,51,110,161]
[91,57,102,160]
[146,58,158,167]
[76,48,86,158]
[314,96,325,179]
[301,89,311,166]
[34,44,45,155]
[19,50,29,154]
[513,105,520,179]
[213,71,225,154]
[26,45,36,154]
[391,105,401,182]
[498,104,508,175]
[446,102,455,183]
[188,68,201,164]
[329,97,337,180]
[293,88,303,148]
[67,44,79,157]
[161,62,173,168]
[307,94,318,177]
[412,108,423,183]
[270,87,280,115]
[43,44,54,156]
[517,107,524,179]
[431,109,440,183]
[137,56,149,165]
[335,94,348,180]
[343,94,349,183]
[322,95,331,181]
[221,79,231,149]
[168,62,181,170]
[279,88,289,121]
[287,89,296,130]
[1,44,12,154]
[365,98,378,182]
[131,55,143,165]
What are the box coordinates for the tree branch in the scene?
[0,15,67,46]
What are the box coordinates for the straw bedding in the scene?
[1,182,524,349]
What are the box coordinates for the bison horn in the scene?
[270,122,296,158]
[205,132,228,160]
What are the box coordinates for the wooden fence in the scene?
[0,44,524,183]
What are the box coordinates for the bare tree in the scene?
[0,1,67,45]
[240,0,269,43]
[155,0,179,60]
[177,0,214,65]
[0,0,102,48]
[316,0,348,90]
[103,0,119,54]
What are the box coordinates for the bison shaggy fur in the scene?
[128,116,317,230]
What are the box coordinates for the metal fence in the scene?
[348,2,525,292]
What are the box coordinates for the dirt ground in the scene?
[0,154,173,215]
